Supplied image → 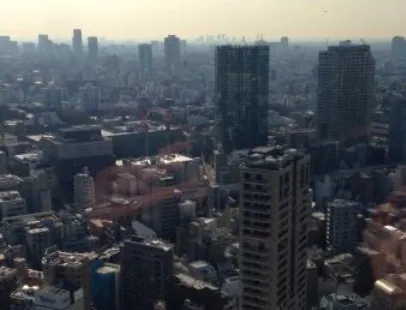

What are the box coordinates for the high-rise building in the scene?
[43,85,67,109]
[215,45,269,154]
[72,29,83,59]
[239,147,311,310]
[74,167,95,211]
[164,35,181,74]
[138,43,153,80]
[79,83,101,112]
[0,150,7,174]
[391,36,406,59]
[120,236,174,310]
[38,34,51,55]
[87,36,99,62]
[389,93,406,163]
[326,199,360,255]
[317,44,375,144]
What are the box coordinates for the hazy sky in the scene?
[2,0,406,41]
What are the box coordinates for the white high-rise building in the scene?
[239,147,311,310]
[74,167,95,210]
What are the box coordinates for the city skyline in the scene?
[2,0,406,41]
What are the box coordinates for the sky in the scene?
[1,0,406,41]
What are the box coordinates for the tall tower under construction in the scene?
[239,146,311,310]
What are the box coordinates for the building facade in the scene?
[239,147,311,310]
[164,35,181,74]
[317,44,375,143]
[215,45,269,154]
[326,199,360,255]
[120,236,173,310]
[138,43,153,80]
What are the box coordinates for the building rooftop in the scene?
[3,211,60,227]
[127,235,173,252]
[37,285,70,295]
[26,227,50,235]
[175,273,218,291]
[190,260,210,269]
[42,251,97,267]
[97,264,120,275]
[0,190,22,202]
[131,153,193,168]
[0,174,22,189]
[14,152,43,164]
[0,266,17,279]
[328,199,360,208]
[241,146,308,171]
[11,284,42,302]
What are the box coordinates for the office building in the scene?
[326,199,360,255]
[389,94,406,163]
[74,167,95,211]
[21,43,36,55]
[0,150,7,174]
[215,45,270,154]
[164,35,181,74]
[38,34,51,55]
[391,36,406,59]
[0,191,26,219]
[120,236,174,310]
[25,226,52,268]
[87,36,99,62]
[0,267,18,309]
[43,85,67,109]
[42,251,97,310]
[79,83,101,112]
[39,126,114,201]
[317,44,375,143]
[239,146,311,310]
[138,43,153,80]
[72,29,83,59]
[93,263,120,310]
[10,284,85,310]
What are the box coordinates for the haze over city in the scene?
[2,0,406,309]
[2,0,406,41]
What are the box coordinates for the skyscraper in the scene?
[72,29,83,59]
[87,36,99,62]
[120,236,173,310]
[79,83,101,112]
[215,45,269,154]
[138,43,153,80]
[239,147,311,310]
[164,35,181,74]
[388,93,406,163]
[37,34,51,55]
[391,36,406,59]
[317,44,375,143]
[74,167,95,210]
